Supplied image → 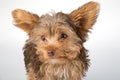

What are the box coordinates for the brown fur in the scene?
[12,1,99,80]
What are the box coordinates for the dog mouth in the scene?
[45,58,69,64]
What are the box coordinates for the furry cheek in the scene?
[63,43,82,59]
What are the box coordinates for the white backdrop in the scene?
[0,0,120,80]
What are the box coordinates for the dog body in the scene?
[12,1,99,80]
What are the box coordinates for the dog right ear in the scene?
[12,9,39,33]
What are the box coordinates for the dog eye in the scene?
[60,33,68,39]
[41,35,46,41]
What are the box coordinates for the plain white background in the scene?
[0,0,120,80]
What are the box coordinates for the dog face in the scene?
[28,13,82,64]
[12,1,99,80]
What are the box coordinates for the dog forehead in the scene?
[32,22,72,36]
[31,12,76,36]
[39,12,69,26]
[30,12,73,35]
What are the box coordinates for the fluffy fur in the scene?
[12,1,99,80]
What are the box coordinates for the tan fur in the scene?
[70,1,100,41]
[27,64,36,80]
[12,9,39,33]
[12,1,99,80]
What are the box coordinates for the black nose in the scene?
[48,50,55,56]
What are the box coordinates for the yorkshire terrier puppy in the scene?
[12,1,99,80]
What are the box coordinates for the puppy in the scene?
[12,1,99,80]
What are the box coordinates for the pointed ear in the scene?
[12,9,39,33]
[69,1,100,41]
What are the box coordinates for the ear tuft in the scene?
[12,9,39,33]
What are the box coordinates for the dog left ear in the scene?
[69,1,100,41]
[12,9,39,33]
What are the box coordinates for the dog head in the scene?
[12,1,99,79]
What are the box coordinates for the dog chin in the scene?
[45,58,69,64]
